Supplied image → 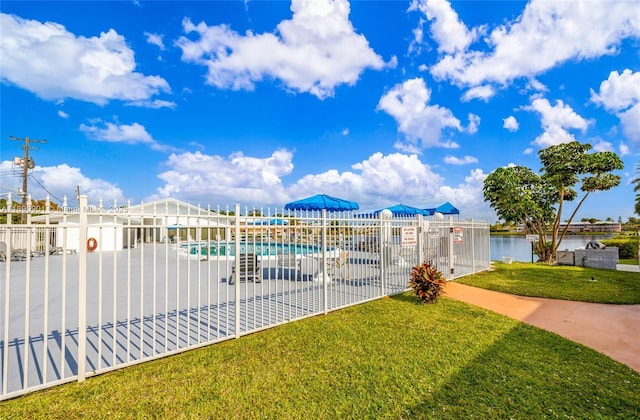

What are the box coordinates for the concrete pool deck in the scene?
[444,281,640,374]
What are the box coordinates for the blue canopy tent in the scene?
[284,194,359,212]
[436,202,460,215]
[373,204,432,217]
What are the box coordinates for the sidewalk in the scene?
[444,282,640,373]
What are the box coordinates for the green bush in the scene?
[601,237,638,259]
[408,263,446,304]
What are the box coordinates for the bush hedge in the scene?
[601,237,638,259]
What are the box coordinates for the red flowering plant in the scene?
[408,263,446,304]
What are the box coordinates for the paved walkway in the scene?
[444,282,640,373]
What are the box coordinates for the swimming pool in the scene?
[179,241,331,258]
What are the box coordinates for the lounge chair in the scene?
[0,242,29,262]
[277,253,301,280]
[230,253,262,285]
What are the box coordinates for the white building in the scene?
[28,198,231,252]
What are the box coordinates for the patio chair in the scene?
[277,253,301,280]
[230,253,262,285]
[330,251,350,280]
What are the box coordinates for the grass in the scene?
[2,293,640,418]
[456,262,640,304]
[620,258,639,266]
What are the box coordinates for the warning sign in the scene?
[453,227,463,243]
[401,226,417,246]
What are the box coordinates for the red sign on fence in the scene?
[453,227,463,243]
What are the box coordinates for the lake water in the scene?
[490,234,612,262]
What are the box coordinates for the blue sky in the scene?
[1,0,639,222]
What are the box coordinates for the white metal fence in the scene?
[0,196,490,400]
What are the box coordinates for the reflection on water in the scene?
[490,234,613,262]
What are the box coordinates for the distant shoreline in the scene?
[490,231,612,236]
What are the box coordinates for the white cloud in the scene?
[591,69,640,143]
[590,69,640,112]
[341,128,349,136]
[619,142,629,156]
[0,160,126,204]
[144,31,165,50]
[467,113,480,134]
[532,124,577,148]
[175,0,393,99]
[526,78,548,93]
[461,85,495,102]
[58,110,69,119]
[0,13,171,105]
[409,0,477,54]
[377,78,462,152]
[528,99,590,131]
[422,0,640,90]
[151,150,487,214]
[592,140,614,153]
[294,154,489,215]
[524,98,591,147]
[444,155,478,165]
[126,99,177,109]
[619,104,640,143]
[293,152,444,207]
[437,168,490,217]
[154,149,295,206]
[503,116,519,131]
[79,121,174,151]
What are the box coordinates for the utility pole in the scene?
[9,135,47,223]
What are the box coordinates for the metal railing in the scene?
[0,196,490,400]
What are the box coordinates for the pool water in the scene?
[181,241,327,257]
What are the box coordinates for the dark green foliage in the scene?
[634,163,640,216]
[408,263,446,304]
[601,238,639,259]
[483,141,624,263]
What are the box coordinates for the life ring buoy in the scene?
[87,238,98,252]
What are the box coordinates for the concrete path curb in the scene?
[444,282,640,373]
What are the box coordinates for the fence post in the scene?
[321,209,328,314]
[471,220,476,274]
[417,215,424,265]
[448,216,455,280]
[77,194,88,382]
[234,204,241,339]
[379,210,392,296]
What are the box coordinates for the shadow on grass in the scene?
[389,293,640,418]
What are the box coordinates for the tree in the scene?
[483,141,623,263]
[633,163,640,216]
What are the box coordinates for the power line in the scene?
[9,135,47,223]
[28,173,64,205]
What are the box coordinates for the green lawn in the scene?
[457,262,640,304]
[2,292,639,418]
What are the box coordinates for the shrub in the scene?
[408,262,446,304]
[601,238,638,259]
